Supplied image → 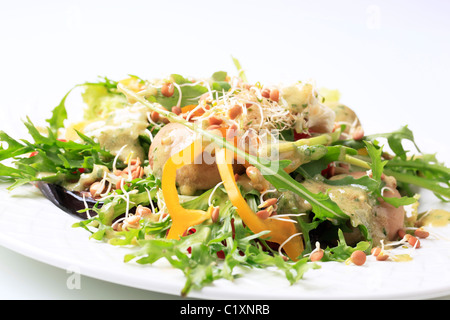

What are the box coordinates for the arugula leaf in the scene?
[384,153,450,201]
[45,87,73,135]
[384,168,450,201]
[385,155,450,180]
[365,125,420,159]
[120,199,318,296]
[82,180,318,296]
[337,124,450,201]
[0,163,23,179]
[334,125,420,160]
[0,131,33,161]
[364,141,387,183]
[363,141,417,206]
[0,118,121,190]
[122,216,229,296]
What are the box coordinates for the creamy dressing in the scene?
[275,187,314,214]
[281,83,314,113]
[391,254,413,262]
[271,178,375,226]
[81,104,149,161]
[301,179,375,228]
[36,172,58,179]
[277,145,328,173]
[64,164,111,191]
[419,209,450,227]
[280,82,335,133]
[274,178,402,245]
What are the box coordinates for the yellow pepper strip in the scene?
[181,104,206,118]
[118,77,145,92]
[215,148,304,261]
[162,141,212,240]
[181,104,198,113]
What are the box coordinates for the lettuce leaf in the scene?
[0,118,121,190]
[81,79,127,121]
[147,73,231,110]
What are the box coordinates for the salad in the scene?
[1,61,449,296]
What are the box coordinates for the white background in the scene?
[0,0,449,299]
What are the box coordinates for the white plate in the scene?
[0,181,449,300]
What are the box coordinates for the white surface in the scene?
[0,0,450,300]
[0,246,186,300]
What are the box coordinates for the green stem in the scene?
[275,130,341,154]
[231,56,248,83]
[344,155,371,170]
[385,159,450,177]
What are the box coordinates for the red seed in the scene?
[350,250,367,266]
[228,104,243,120]
[261,88,271,98]
[269,88,279,102]
[371,247,381,256]
[211,207,220,223]
[161,82,174,97]
[216,250,225,259]
[208,116,223,126]
[376,253,389,261]
[150,111,160,122]
[261,198,278,208]
[89,181,106,197]
[408,235,421,248]
[256,209,270,220]
[172,106,182,115]
[414,228,430,239]
[310,250,324,262]
[136,205,152,218]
